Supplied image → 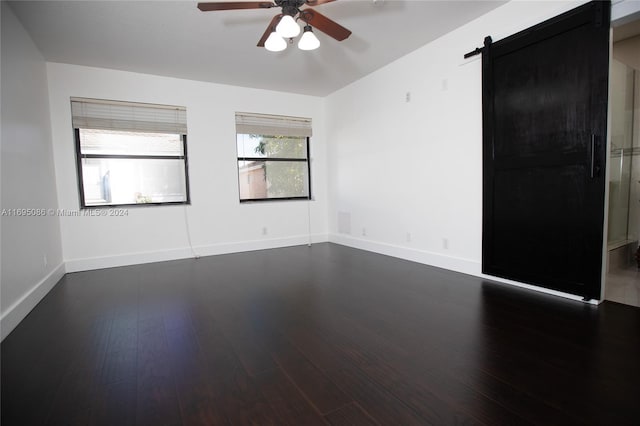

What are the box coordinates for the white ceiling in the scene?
[9,0,505,96]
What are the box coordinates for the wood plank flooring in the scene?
[2,243,639,425]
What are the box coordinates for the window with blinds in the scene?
[71,98,190,208]
[235,112,312,202]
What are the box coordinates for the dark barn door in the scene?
[482,1,610,300]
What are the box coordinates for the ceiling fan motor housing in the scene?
[275,0,307,16]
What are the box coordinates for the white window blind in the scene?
[235,112,312,137]
[71,97,187,134]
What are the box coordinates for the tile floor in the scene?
[605,263,640,307]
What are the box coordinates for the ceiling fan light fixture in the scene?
[298,25,320,50]
[265,31,287,52]
[275,14,300,38]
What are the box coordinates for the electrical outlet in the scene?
[362,227,367,237]
[406,232,412,242]
[262,227,268,235]
[442,238,449,249]
[405,91,411,102]
[43,254,48,268]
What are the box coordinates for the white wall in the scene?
[46,63,328,271]
[612,0,640,24]
[1,3,65,340]
[326,0,596,299]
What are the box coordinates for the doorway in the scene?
[605,17,640,307]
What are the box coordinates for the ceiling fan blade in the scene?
[305,0,336,6]
[257,14,283,47]
[197,2,276,12]
[299,9,351,41]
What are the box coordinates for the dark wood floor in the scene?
[2,243,639,425]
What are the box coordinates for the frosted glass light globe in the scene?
[298,26,320,51]
[276,15,300,38]
[265,32,287,52]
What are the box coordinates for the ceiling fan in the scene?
[197,0,352,51]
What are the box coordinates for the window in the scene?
[235,112,312,202]
[72,98,189,208]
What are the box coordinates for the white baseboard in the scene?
[329,233,480,274]
[1,262,66,341]
[65,246,194,272]
[329,233,593,304]
[65,233,329,273]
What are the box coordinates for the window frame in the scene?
[74,128,191,209]
[236,135,311,203]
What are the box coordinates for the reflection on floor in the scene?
[605,264,640,307]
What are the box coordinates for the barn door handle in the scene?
[590,134,596,178]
